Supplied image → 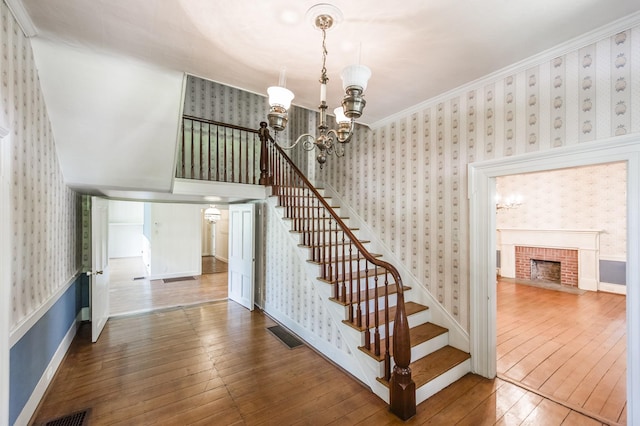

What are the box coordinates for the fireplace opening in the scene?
[531,259,561,284]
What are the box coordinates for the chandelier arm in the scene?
[278,133,317,152]
[334,142,346,157]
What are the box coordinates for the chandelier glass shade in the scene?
[266,4,371,167]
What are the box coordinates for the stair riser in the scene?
[291,230,361,246]
[273,187,326,197]
[283,219,352,232]
[302,244,373,260]
[349,308,431,344]
[340,292,400,313]
[278,205,342,217]
[275,197,334,208]
[315,260,387,279]
[415,359,471,405]
[367,332,450,377]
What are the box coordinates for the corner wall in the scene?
[1,3,82,424]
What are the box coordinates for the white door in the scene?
[228,204,255,310]
[91,196,110,342]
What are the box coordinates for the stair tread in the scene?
[290,228,359,234]
[283,216,350,221]
[299,240,370,248]
[410,346,471,388]
[377,346,470,388]
[359,322,448,361]
[319,267,397,284]
[343,301,428,332]
[328,283,411,306]
[307,253,383,265]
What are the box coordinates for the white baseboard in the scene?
[147,270,200,281]
[80,307,90,322]
[13,318,78,426]
[599,282,626,295]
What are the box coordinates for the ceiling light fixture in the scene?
[204,205,221,223]
[266,3,371,168]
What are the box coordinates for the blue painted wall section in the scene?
[600,260,626,285]
[9,275,82,425]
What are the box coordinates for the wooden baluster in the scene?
[374,273,380,356]
[356,254,362,328]
[223,127,228,182]
[338,227,345,303]
[245,132,249,184]
[384,272,390,380]
[207,124,212,181]
[231,129,236,183]
[364,262,370,350]
[190,120,195,178]
[215,126,220,182]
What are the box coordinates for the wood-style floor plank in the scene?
[32,264,615,426]
[497,278,626,425]
[109,256,228,316]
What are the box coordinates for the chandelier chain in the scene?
[320,28,328,85]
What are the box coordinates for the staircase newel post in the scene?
[258,122,272,185]
[389,288,416,420]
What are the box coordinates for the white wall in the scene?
[496,162,627,259]
[144,203,202,279]
[214,209,229,262]
[108,200,144,258]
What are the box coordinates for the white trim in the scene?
[599,282,626,295]
[12,318,78,426]
[146,270,201,281]
[599,255,627,262]
[468,134,640,426]
[1,126,11,426]
[371,12,640,129]
[3,0,37,37]
[9,271,81,348]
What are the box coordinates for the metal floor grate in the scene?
[162,276,195,283]
[43,409,89,426]
[267,325,304,349]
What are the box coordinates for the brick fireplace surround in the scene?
[515,246,579,286]
[497,229,601,291]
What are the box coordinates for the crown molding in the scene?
[4,0,37,37]
[371,11,640,129]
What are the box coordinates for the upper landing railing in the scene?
[177,115,262,184]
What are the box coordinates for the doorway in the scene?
[468,135,640,425]
[494,162,627,423]
[108,201,229,316]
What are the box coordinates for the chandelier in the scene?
[266,4,371,167]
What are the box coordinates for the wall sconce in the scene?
[496,194,523,210]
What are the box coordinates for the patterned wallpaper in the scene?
[184,76,313,174]
[264,199,351,356]
[1,3,80,331]
[325,25,640,332]
[496,162,627,259]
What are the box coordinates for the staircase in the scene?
[177,115,471,419]
[266,137,470,419]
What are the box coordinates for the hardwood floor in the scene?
[497,277,626,425]
[109,257,228,316]
[32,300,607,425]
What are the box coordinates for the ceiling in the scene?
[12,0,640,202]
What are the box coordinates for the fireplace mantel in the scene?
[497,228,602,291]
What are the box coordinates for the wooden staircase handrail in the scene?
[261,127,416,420]
[183,115,259,134]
